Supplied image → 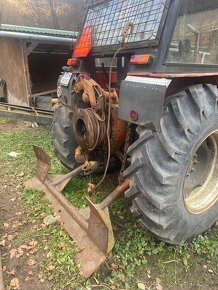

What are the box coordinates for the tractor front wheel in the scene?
[125,84,218,244]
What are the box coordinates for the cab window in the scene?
[167,0,218,65]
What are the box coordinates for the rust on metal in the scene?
[100,178,129,209]
[25,145,129,278]
[33,145,50,182]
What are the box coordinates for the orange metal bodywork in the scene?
[110,116,127,155]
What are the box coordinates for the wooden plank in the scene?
[21,40,31,104]
[27,42,39,55]
[32,89,57,97]
[0,38,29,106]
[0,110,52,125]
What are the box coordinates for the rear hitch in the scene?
[25,145,129,277]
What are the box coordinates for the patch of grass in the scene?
[0,118,16,125]
[39,225,82,290]
[1,119,218,290]
[20,187,88,289]
[192,234,218,258]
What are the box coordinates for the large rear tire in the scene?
[124,84,218,244]
[50,105,77,170]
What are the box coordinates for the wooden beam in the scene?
[32,89,57,97]
[21,40,31,104]
[27,42,39,55]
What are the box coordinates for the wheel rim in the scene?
[184,131,218,214]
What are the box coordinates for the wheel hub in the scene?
[184,131,218,214]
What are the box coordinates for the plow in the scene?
[25,145,129,277]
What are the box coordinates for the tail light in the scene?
[73,27,92,58]
[130,54,152,65]
[67,58,80,66]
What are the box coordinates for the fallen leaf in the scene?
[10,249,18,259]
[8,235,16,241]
[138,282,146,290]
[38,272,43,279]
[2,266,7,272]
[27,259,36,266]
[183,257,188,267]
[29,240,38,247]
[17,248,24,257]
[111,263,118,271]
[10,278,20,289]
[88,183,95,194]
[155,278,163,290]
[6,270,15,276]
[59,231,64,237]
[20,244,29,250]
[46,251,53,258]
[25,276,30,281]
[29,248,38,254]
[46,265,55,271]
[28,271,33,276]
[0,240,6,246]
[58,242,67,250]
[3,223,9,228]
[8,151,21,158]
[12,221,23,228]
[15,211,24,216]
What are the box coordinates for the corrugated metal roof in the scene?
[0,24,78,38]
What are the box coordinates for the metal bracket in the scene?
[118,76,171,131]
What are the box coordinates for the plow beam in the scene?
[25,145,129,277]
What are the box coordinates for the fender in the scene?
[118,76,171,131]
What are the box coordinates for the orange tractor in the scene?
[27,0,218,277]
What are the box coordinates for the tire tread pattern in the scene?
[124,84,218,244]
[50,105,77,169]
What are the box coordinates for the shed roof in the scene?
[0,24,78,38]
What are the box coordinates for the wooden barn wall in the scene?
[0,38,29,106]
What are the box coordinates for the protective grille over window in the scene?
[84,0,168,47]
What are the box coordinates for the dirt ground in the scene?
[0,121,52,290]
[0,164,52,290]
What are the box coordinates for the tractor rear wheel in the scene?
[50,104,77,170]
[125,84,218,244]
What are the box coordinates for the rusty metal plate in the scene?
[25,177,107,278]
